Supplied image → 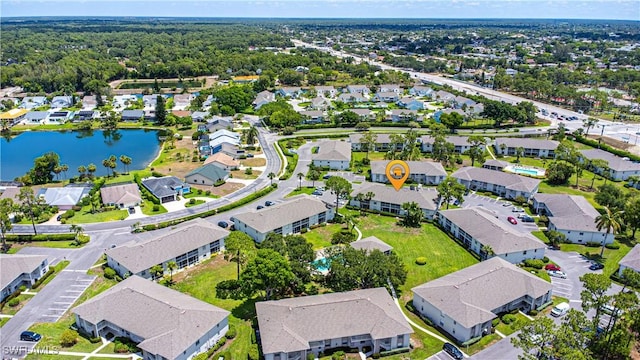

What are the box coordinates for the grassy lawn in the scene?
[286,186,316,198]
[302,223,344,250]
[1,294,35,315]
[241,157,266,167]
[465,333,502,354]
[231,169,261,180]
[66,205,128,224]
[0,317,9,327]
[6,241,81,254]
[495,312,531,336]
[185,199,205,208]
[140,199,167,215]
[184,191,219,199]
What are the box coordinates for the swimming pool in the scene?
[504,165,546,177]
[312,257,332,272]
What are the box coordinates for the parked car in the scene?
[589,262,604,271]
[323,174,332,180]
[600,304,622,316]
[56,214,62,221]
[551,302,570,317]
[128,207,135,214]
[20,331,42,342]
[256,205,264,210]
[547,270,567,279]
[507,216,518,225]
[217,221,228,228]
[501,202,512,207]
[443,343,464,360]
[544,264,561,271]
[511,207,525,213]
[246,153,254,158]
[265,201,275,206]
[520,215,535,223]
[312,190,323,196]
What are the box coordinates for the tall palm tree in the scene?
[167,261,177,283]
[267,172,276,186]
[595,207,623,257]
[77,165,86,179]
[309,170,320,187]
[120,155,132,174]
[60,164,69,180]
[102,159,111,177]
[515,147,525,163]
[245,125,259,146]
[69,224,83,240]
[480,245,495,260]
[150,264,164,281]
[87,163,97,179]
[297,172,304,189]
[583,117,598,135]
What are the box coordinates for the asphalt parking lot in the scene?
[461,193,539,233]
[427,350,458,360]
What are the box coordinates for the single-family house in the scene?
[619,244,640,277]
[300,110,327,124]
[438,207,546,263]
[209,137,240,155]
[451,167,541,200]
[0,108,28,126]
[350,236,393,255]
[580,149,640,181]
[349,108,374,120]
[220,143,245,158]
[311,141,351,170]
[276,87,303,98]
[0,255,49,302]
[409,86,433,97]
[202,95,215,108]
[73,276,230,360]
[373,92,400,103]
[47,111,72,123]
[434,90,455,103]
[73,110,97,122]
[452,96,477,110]
[482,159,511,171]
[142,94,163,108]
[121,110,144,122]
[81,95,103,110]
[349,133,401,152]
[37,186,91,210]
[420,135,471,154]
[532,194,615,245]
[256,288,412,360]
[141,176,190,203]
[314,86,337,98]
[191,111,209,122]
[389,109,419,122]
[203,152,240,171]
[397,97,424,110]
[185,164,229,186]
[378,84,402,94]
[412,257,552,343]
[106,219,228,279]
[24,111,49,124]
[350,183,440,220]
[20,96,48,109]
[100,183,142,209]
[171,110,191,118]
[172,94,194,110]
[209,129,240,142]
[346,85,370,94]
[199,117,233,133]
[310,97,331,111]
[433,108,467,123]
[253,91,275,110]
[370,160,446,185]
[494,138,559,158]
[50,96,73,108]
[233,195,335,243]
[338,93,367,103]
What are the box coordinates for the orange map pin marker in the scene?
[386,160,410,191]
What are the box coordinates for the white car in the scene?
[511,207,525,213]
[547,270,567,279]
[551,302,570,317]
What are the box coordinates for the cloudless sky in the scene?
[2,0,639,20]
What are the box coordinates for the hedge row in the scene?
[32,268,54,290]
[277,139,299,180]
[5,233,76,242]
[573,135,640,162]
[142,184,277,231]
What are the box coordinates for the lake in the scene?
[0,129,162,181]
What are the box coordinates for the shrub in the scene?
[61,209,75,219]
[205,190,212,196]
[32,268,54,289]
[216,280,242,299]
[306,353,316,360]
[331,230,356,245]
[372,353,381,359]
[225,326,237,339]
[248,345,260,360]
[332,351,346,360]
[586,241,601,248]
[542,256,550,263]
[152,205,160,212]
[60,330,78,347]
[529,309,539,316]
[605,241,620,249]
[189,198,196,205]
[89,337,101,343]
[104,267,116,279]
[7,298,19,307]
[523,259,545,269]
[214,179,226,187]
[245,167,253,175]
[491,318,500,327]
[501,314,517,324]
[415,257,427,265]
[300,228,308,234]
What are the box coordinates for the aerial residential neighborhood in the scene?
[1,10,640,360]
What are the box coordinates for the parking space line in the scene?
[60,295,78,299]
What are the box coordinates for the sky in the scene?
[1,0,639,20]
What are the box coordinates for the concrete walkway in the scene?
[486,144,496,160]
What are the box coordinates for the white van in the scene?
[551,302,570,317]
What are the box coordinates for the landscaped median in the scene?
[4,233,89,253]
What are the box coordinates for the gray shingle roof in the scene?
[620,244,640,272]
[73,276,229,360]
[24,111,48,121]
[533,194,602,232]
[312,141,351,162]
[580,149,640,172]
[483,159,511,168]
[451,167,541,193]
[106,219,229,274]
[350,236,393,253]
[412,257,552,328]
[420,135,470,147]
[38,187,90,207]
[439,207,545,255]
[370,160,446,177]
[233,195,331,234]
[121,110,144,118]
[141,176,187,198]
[352,183,440,211]
[100,183,142,205]
[349,133,393,144]
[185,164,229,182]
[0,254,47,290]
[256,288,412,355]
[495,138,559,150]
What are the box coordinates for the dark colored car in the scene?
[323,174,332,180]
[56,214,62,221]
[217,221,228,228]
[265,201,275,206]
[590,262,604,270]
[312,190,323,196]
[20,331,42,342]
[246,153,255,158]
[443,343,464,360]
[545,263,561,271]
[256,205,264,210]
[128,207,135,214]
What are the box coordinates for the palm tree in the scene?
[267,172,276,186]
[595,207,623,257]
[87,163,97,179]
[167,261,177,284]
[77,165,87,179]
[120,155,132,174]
[102,159,111,177]
[53,166,62,181]
[108,155,117,177]
[480,245,495,260]
[365,191,375,209]
[515,147,525,163]
[69,224,83,241]
[297,172,304,189]
[245,125,259,146]
[309,170,321,187]
[60,164,69,180]
[150,264,164,281]
[583,117,598,135]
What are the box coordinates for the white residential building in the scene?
[581,149,640,181]
[451,167,541,200]
[311,140,352,170]
[494,138,559,158]
[0,255,49,302]
[370,160,446,185]
[350,183,440,220]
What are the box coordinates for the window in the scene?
[523,251,527,255]
[196,340,200,346]
[210,240,220,253]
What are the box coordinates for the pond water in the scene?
[0,129,161,181]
